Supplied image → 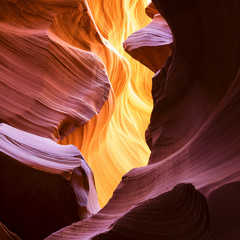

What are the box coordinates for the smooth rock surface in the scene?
[1,0,240,239]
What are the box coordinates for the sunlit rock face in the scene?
[1,0,154,208]
[47,0,240,239]
[0,123,100,239]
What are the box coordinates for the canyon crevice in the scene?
[0,0,240,239]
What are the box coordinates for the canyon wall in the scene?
[1,0,240,239]
[48,0,240,239]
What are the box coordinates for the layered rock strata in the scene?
[0,0,110,140]
[92,184,213,240]
[0,0,154,208]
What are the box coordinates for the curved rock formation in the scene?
[123,12,172,73]
[92,184,213,240]
[59,0,154,206]
[0,123,100,239]
[1,0,240,239]
[0,0,154,208]
[0,0,110,140]
[47,0,240,239]
[145,2,159,19]
[0,0,154,237]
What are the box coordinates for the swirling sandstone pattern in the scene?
[1,0,240,239]
[0,0,154,208]
[47,0,240,239]
[0,0,110,140]
[92,184,213,240]
[145,2,160,19]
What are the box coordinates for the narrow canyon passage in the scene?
[1,0,240,239]
[59,0,155,207]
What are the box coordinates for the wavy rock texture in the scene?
[1,0,155,208]
[1,0,240,239]
[92,184,213,240]
[47,0,240,239]
[0,123,100,239]
[0,0,110,140]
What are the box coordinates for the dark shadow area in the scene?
[209,181,240,240]
[0,152,80,240]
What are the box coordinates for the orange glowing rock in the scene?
[1,0,153,210]
[1,0,153,234]
[60,0,154,207]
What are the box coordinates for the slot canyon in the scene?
[0,0,240,239]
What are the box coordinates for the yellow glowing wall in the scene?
[60,0,154,207]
